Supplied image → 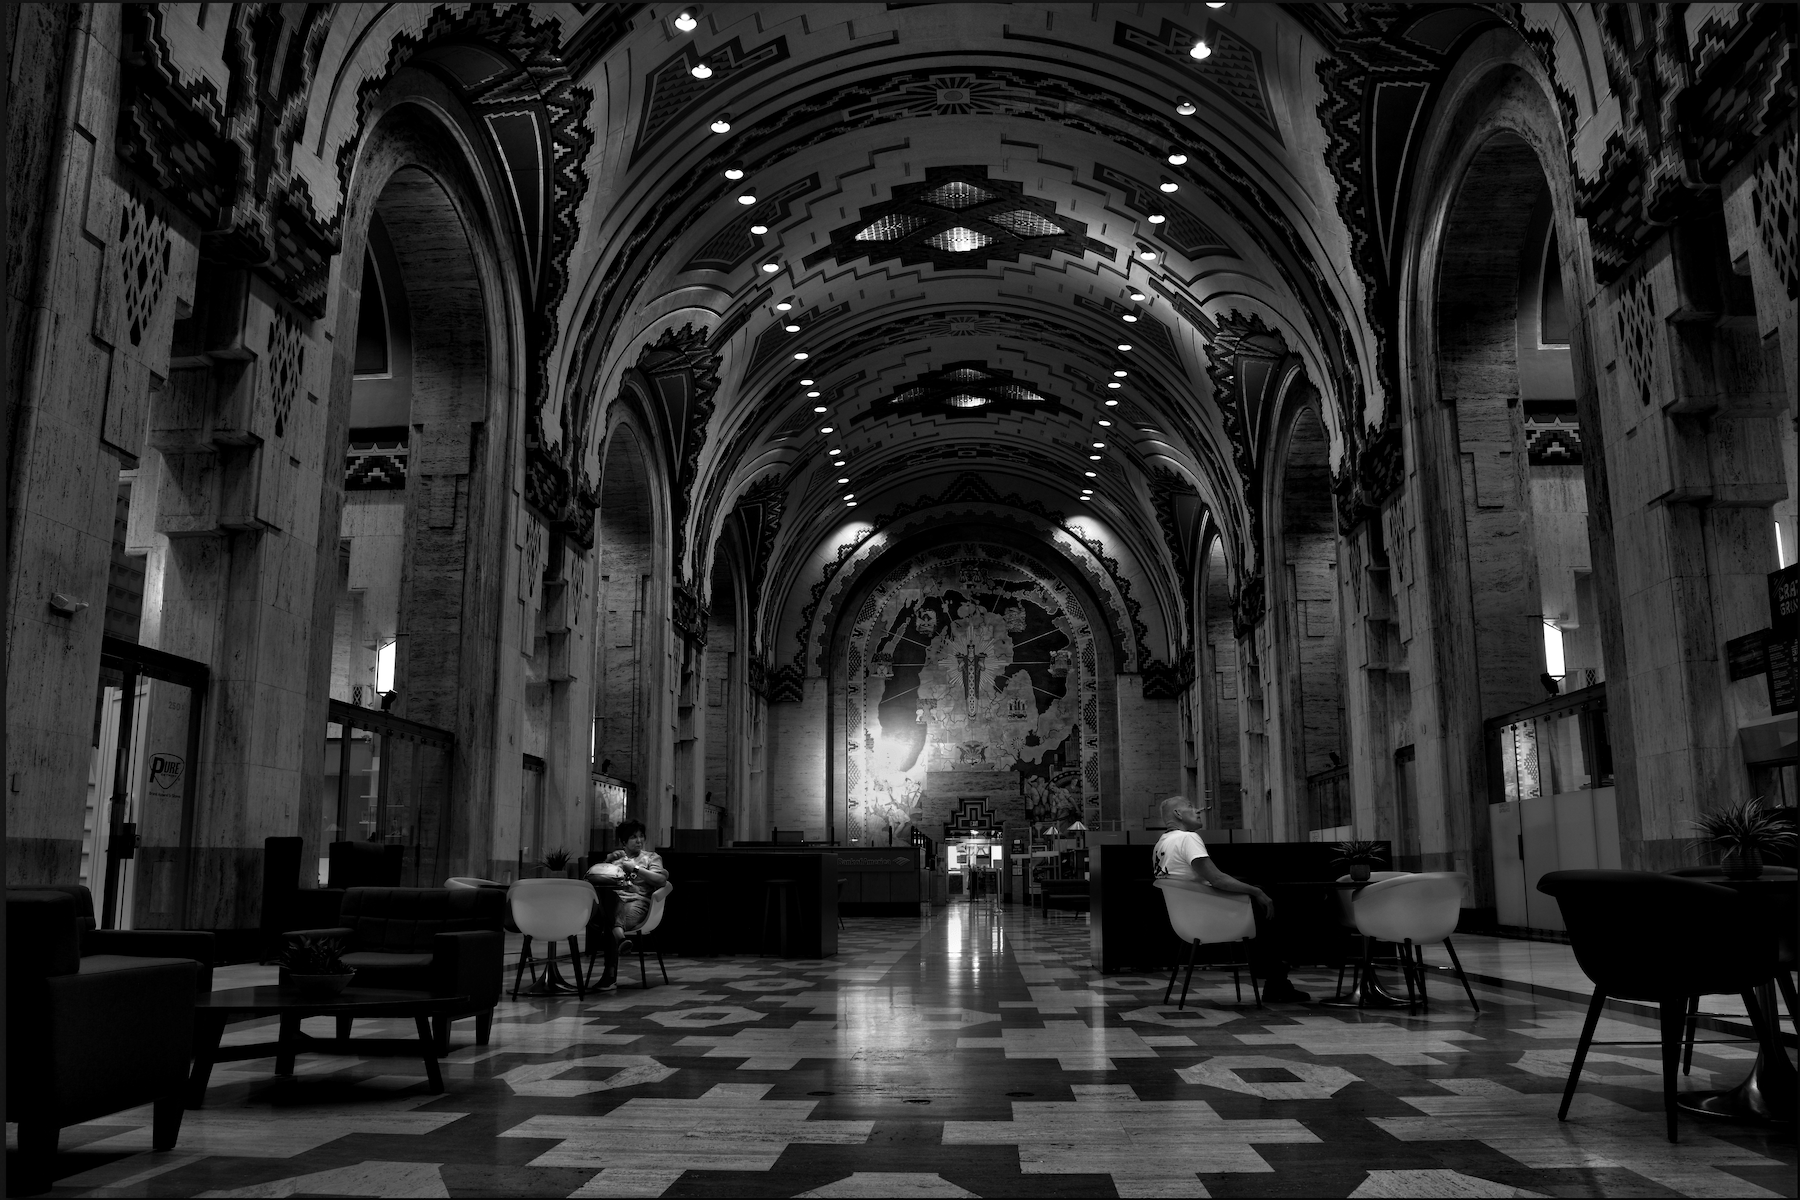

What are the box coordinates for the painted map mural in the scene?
[845,546,1100,841]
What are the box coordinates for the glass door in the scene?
[323,700,454,888]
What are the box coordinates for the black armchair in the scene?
[285,886,505,1051]
[6,889,199,1187]
[33,883,216,992]
[1536,869,1783,1142]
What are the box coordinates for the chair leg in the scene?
[1231,966,1243,1004]
[1442,937,1479,1013]
[1775,970,1800,1033]
[1178,939,1200,1009]
[475,1010,493,1046]
[569,936,586,996]
[656,945,670,986]
[152,1093,185,1150]
[432,1014,450,1055]
[1681,995,1700,1075]
[1559,990,1607,1121]
[1249,966,1262,1008]
[1357,936,1375,1009]
[1412,944,1430,1010]
[638,940,651,989]
[512,934,533,998]
[1164,954,1180,1005]
[336,1014,353,1041]
[1398,940,1417,1008]
[1658,997,1684,1143]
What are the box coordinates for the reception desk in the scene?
[656,851,839,958]
[1090,842,1386,973]
[832,846,922,915]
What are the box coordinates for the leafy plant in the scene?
[542,849,572,871]
[279,935,350,976]
[1330,839,1387,869]
[1689,798,1797,859]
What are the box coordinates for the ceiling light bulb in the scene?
[1190,40,1212,61]
[1092,441,1106,448]
[813,405,827,413]
[1206,3,1227,9]
[1159,179,1179,193]
[846,501,857,507]
[675,11,698,32]
[793,351,808,360]
[1114,369,1128,377]
[750,224,769,235]
[1077,497,1089,502]
[1129,290,1147,302]
[1098,419,1112,426]
[843,493,855,500]
[806,390,821,397]
[838,477,850,484]
[691,62,714,79]
[1122,314,1139,323]
[828,447,842,455]
[1147,214,1166,225]
[801,378,815,385]
[737,189,757,205]
[785,323,801,333]
[820,426,834,433]
[1085,470,1098,477]
[1117,343,1133,351]
[724,163,745,180]
[1107,381,1122,389]
[1104,399,1119,407]
[1139,249,1158,261]
[710,112,732,133]
[1167,150,1189,166]
[1089,454,1102,460]
[775,301,792,312]
[1175,97,1197,115]
[763,262,782,273]
[833,459,846,466]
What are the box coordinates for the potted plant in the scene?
[1331,839,1387,882]
[279,935,355,996]
[1690,797,1797,880]
[542,849,573,877]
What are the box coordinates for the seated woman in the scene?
[585,819,669,991]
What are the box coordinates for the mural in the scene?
[845,545,1101,841]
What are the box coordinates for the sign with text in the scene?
[1769,565,1798,715]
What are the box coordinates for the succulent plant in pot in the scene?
[1689,797,1797,880]
[1331,839,1387,882]
[279,935,355,996]
[542,849,573,877]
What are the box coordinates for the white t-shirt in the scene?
[1153,829,1210,881]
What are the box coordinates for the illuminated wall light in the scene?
[1147,214,1166,225]
[1167,150,1189,166]
[1159,179,1179,193]
[1092,441,1106,448]
[1129,289,1147,302]
[1084,470,1098,477]
[842,493,855,500]
[1088,454,1102,461]
[737,188,757,205]
[1122,314,1139,323]
[813,405,827,413]
[775,300,792,311]
[837,477,850,483]
[1117,343,1133,351]
[785,323,801,333]
[691,62,714,79]
[806,390,821,398]
[763,262,782,274]
[1107,381,1122,389]
[1138,249,1158,261]
[674,10,698,31]
[1113,369,1128,377]
[724,163,745,180]
[832,459,846,467]
[846,501,857,507]
[1175,97,1197,115]
[750,224,769,235]
[1104,399,1119,407]
[1206,2,1227,8]
[828,447,842,455]
[710,112,732,133]
[819,425,833,433]
[1098,419,1112,427]
[800,378,815,385]
[1189,39,1212,60]
[793,351,809,360]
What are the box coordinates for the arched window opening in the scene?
[1277,403,1347,838]
[594,428,654,825]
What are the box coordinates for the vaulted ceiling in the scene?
[540,3,1370,667]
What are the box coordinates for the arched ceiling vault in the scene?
[545,3,1373,668]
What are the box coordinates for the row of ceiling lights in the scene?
[678,1,1227,516]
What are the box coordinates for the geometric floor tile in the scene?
[1348,1168,1546,1198]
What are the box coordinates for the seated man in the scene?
[585,819,669,991]
[1153,795,1310,1003]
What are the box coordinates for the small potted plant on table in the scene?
[542,849,573,878]
[1691,797,1797,880]
[1331,839,1387,883]
[279,935,355,996]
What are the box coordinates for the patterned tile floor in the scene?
[9,906,1795,1198]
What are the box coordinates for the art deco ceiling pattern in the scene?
[511,4,1380,672]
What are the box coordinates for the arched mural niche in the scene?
[836,542,1112,847]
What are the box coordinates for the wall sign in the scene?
[1768,565,1798,715]
[1726,630,1769,680]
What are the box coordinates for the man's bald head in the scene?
[1160,795,1193,828]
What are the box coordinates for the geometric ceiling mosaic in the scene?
[855,361,1064,423]
[813,165,1113,272]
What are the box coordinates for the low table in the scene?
[188,986,468,1108]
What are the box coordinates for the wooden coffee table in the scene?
[188,986,468,1108]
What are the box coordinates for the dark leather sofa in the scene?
[6,888,206,1186]
[261,837,404,957]
[284,886,504,1050]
